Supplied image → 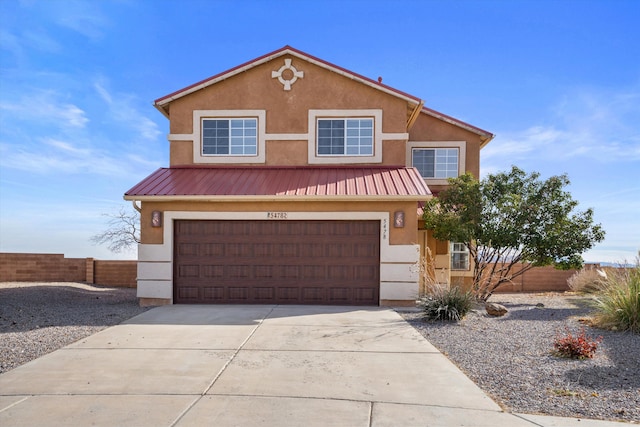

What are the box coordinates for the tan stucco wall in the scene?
[165,56,413,167]
[169,58,410,134]
[409,113,483,192]
[265,140,307,165]
[140,200,418,246]
[382,140,407,166]
[169,140,192,166]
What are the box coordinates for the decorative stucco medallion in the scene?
[271,58,304,91]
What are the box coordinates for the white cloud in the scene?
[0,90,89,129]
[22,29,62,53]
[28,0,111,41]
[484,85,640,167]
[0,29,24,58]
[94,79,162,142]
[0,136,150,179]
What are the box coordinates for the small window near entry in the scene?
[412,148,459,179]
[451,242,470,270]
[202,118,257,155]
[317,118,373,156]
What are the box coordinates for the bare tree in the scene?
[90,206,140,253]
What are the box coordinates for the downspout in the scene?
[131,200,142,213]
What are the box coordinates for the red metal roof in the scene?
[125,166,432,201]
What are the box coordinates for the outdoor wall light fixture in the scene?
[394,211,405,228]
[151,211,162,228]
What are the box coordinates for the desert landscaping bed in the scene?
[1,283,637,423]
[0,282,150,373]
[402,293,639,423]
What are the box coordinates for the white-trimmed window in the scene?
[412,148,459,179]
[202,118,257,156]
[317,118,373,156]
[451,242,470,270]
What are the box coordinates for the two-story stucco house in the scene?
[124,46,493,307]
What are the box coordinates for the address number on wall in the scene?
[267,212,288,219]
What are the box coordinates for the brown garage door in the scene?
[174,220,380,305]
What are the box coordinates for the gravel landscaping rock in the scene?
[401,293,640,423]
[2,284,637,423]
[0,282,150,374]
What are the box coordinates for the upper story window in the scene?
[317,118,373,156]
[412,148,459,179]
[202,118,257,156]
[451,242,470,270]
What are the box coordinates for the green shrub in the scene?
[567,267,607,293]
[553,327,602,359]
[591,262,640,333]
[417,285,473,322]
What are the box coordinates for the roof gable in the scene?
[154,45,422,117]
[421,106,494,145]
[153,45,493,144]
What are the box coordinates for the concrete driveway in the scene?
[0,305,626,426]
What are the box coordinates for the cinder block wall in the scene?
[0,253,137,287]
[94,260,137,288]
[493,264,587,293]
[0,253,87,282]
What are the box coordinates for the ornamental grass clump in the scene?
[591,259,640,333]
[553,328,602,359]
[417,285,473,322]
[567,267,607,293]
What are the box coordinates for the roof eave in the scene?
[421,106,494,144]
[124,194,432,203]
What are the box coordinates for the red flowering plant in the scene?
[553,328,603,359]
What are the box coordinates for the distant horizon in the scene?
[1,0,638,263]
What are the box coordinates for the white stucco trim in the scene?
[265,133,309,141]
[138,244,171,262]
[406,141,467,186]
[136,210,420,303]
[192,110,267,164]
[380,263,419,282]
[138,262,172,280]
[307,109,406,164]
[383,133,410,141]
[138,280,173,299]
[167,110,409,165]
[167,134,192,141]
[380,281,420,301]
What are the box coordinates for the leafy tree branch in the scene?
[423,166,605,301]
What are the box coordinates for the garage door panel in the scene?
[353,288,376,302]
[254,287,275,301]
[174,220,379,305]
[202,287,225,300]
[277,287,300,301]
[177,286,199,301]
[302,287,325,302]
[228,287,250,301]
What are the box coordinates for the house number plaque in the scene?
[267,212,288,219]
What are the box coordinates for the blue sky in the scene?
[1,0,638,263]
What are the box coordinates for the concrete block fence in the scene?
[0,253,137,288]
[493,264,582,293]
